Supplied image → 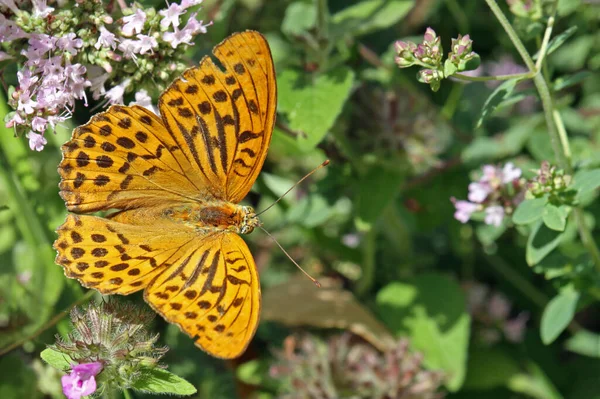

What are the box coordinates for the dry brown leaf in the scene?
[262,275,394,351]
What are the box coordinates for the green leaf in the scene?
[553,71,592,91]
[533,26,577,60]
[237,359,272,386]
[277,67,354,151]
[507,362,564,399]
[542,204,570,231]
[540,288,579,344]
[526,220,566,266]
[40,348,72,371]
[132,367,197,395]
[444,60,458,77]
[565,329,600,358]
[513,198,547,225]
[463,348,521,390]
[572,168,600,203]
[550,34,594,71]
[281,2,316,36]
[376,273,470,391]
[476,79,519,128]
[355,165,403,227]
[330,0,414,38]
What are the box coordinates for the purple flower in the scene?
[95,26,118,50]
[31,116,47,132]
[159,2,185,29]
[468,181,491,203]
[129,89,158,114]
[453,199,478,223]
[484,205,505,227]
[56,33,83,55]
[163,14,211,48]
[32,0,55,18]
[136,34,158,55]
[122,9,146,36]
[61,362,103,399]
[105,79,130,104]
[503,312,529,343]
[26,131,47,151]
[502,162,521,183]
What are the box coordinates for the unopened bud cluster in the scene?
[527,161,576,205]
[51,301,168,391]
[395,28,479,92]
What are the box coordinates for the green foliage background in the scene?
[2,0,600,398]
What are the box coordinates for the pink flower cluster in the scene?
[464,282,529,344]
[1,0,211,151]
[452,163,524,227]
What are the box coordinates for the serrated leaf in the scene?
[540,288,579,344]
[330,0,414,38]
[513,198,547,225]
[565,329,600,358]
[132,368,196,395]
[533,26,577,60]
[376,274,470,391]
[40,348,72,372]
[476,79,519,128]
[277,67,354,151]
[526,220,566,266]
[542,204,570,231]
[281,2,316,37]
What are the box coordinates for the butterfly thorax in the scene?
[167,202,260,235]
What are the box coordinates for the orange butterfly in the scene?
[53,31,276,358]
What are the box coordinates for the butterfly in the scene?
[53,31,276,359]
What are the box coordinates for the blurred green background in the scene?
[2,0,600,398]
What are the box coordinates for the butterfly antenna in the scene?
[259,225,321,288]
[256,159,330,217]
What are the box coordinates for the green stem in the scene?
[453,71,534,82]
[486,0,600,270]
[123,389,133,399]
[0,290,95,356]
[486,255,548,308]
[355,227,376,297]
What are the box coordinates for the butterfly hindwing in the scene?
[159,30,276,203]
[145,232,260,359]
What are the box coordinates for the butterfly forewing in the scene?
[55,31,276,359]
[58,105,208,213]
[159,30,276,203]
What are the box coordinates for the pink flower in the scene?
[32,0,54,17]
[467,181,491,203]
[453,199,478,223]
[26,131,47,151]
[159,2,185,29]
[484,206,505,227]
[61,362,103,399]
[129,89,157,114]
[136,34,158,55]
[57,33,83,55]
[31,116,47,132]
[122,9,146,36]
[105,79,130,104]
[118,39,140,59]
[17,93,38,114]
[95,26,118,50]
[502,162,521,183]
[504,313,529,343]
[163,14,211,48]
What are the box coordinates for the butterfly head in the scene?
[239,205,260,235]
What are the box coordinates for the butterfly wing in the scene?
[55,213,198,295]
[144,232,260,359]
[58,105,216,213]
[159,30,277,203]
